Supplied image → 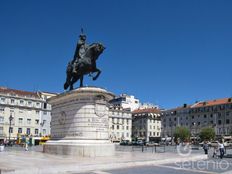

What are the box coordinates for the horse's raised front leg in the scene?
[92,68,101,81]
[64,77,70,90]
[80,75,84,87]
[69,75,80,91]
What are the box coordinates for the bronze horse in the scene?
[64,43,105,90]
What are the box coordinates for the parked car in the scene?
[146,142,159,147]
[120,140,131,146]
[137,140,144,146]
[224,141,232,147]
[210,141,219,147]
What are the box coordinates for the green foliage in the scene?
[199,127,215,141]
[174,126,191,142]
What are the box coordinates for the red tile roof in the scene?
[166,105,191,112]
[192,98,232,108]
[0,87,39,98]
[133,108,160,114]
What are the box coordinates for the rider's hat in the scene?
[79,34,86,40]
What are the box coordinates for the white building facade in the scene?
[132,108,161,142]
[108,106,132,142]
[161,98,232,138]
[0,87,55,142]
[110,94,140,111]
[37,91,57,137]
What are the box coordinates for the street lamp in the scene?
[9,113,13,143]
[170,121,173,145]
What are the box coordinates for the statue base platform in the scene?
[43,140,114,157]
[43,87,115,157]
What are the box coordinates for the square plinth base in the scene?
[43,142,115,157]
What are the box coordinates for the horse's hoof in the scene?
[64,83,69,90]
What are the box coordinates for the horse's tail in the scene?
[64,61,73,90]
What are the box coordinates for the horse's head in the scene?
[85,43,105,60]
[93,43,105,56]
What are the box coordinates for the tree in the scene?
[174,126,191,142]
[199,127,215,141]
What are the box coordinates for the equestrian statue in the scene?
[64,29,105,90]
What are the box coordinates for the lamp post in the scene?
[9,113,13,143]
[170,121,173,145]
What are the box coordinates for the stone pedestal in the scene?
[43,87,115,157]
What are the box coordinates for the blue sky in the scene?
[0,0,232,109]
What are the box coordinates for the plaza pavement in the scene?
[0,145,207,174]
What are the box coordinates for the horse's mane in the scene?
[88,43,99,48]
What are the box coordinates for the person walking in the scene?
[203,141,209,155]
[212,145,218,158]
[218,141,225,159]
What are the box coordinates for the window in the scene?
[1,98,5,103]
[43,129,46,135]
[44,103,47,109]
[218,120,222,125]
[35,129,39,134]
[18,118,23,124]
[36,111,40,115]
[36,102,40,107]
[0,127,3,134]
[28,101,32,106]
[10,99,15,104]
[27,119,31,124]
[18,128,22,133]
[0,107,4,112]
[226,119,230,124]
[112,125,114,130]
[43,111,47,115]
[117,125,119,130]
[126,126,129,130]
[20,100,24,105]
[0,116,4,123]
[9,127,13,133]
[35,119,39,124]
[26,128,30,135]
[204,115,207,118]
